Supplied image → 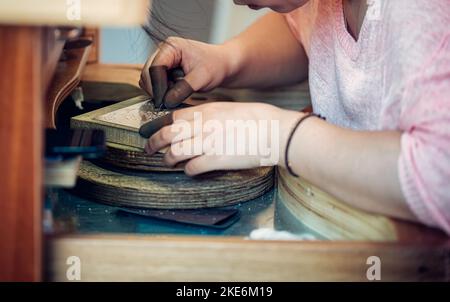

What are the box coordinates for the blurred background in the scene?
[101,0,269,64]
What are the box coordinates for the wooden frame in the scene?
[46,235,450,281]
[0,26,44,281]
[71,95,154,149]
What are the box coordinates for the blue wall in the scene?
[100,27,153,64]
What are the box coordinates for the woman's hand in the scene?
[144,102,301,175]
[139,37,239,109]
[139,12,309,109]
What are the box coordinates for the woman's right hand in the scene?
[139,37,237,109]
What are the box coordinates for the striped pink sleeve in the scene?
[398,34,450,234]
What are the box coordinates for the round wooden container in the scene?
[75,160,275,209]
[276,168,398,241]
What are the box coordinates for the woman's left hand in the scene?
[144,102,301,176]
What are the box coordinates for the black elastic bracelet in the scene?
[285,113,326,177]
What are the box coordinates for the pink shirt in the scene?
[285,0,450,234]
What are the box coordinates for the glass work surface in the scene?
[45,187,323,239]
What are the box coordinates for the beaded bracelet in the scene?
[285,112,326,177]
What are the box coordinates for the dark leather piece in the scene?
[138,103,192,139]
[149,65,169,108]
[164,79,194,109]
[138,111,174,138]
[150,66,194,109]
[118,207,241,229]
